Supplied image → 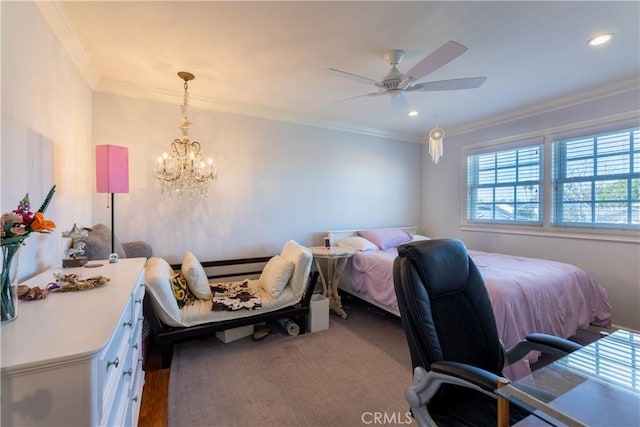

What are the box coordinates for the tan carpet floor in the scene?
[168,302,414,427]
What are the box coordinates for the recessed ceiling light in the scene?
[408,110,419,117]
[587,33,613,47]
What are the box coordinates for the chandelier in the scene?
[154,71,216,197]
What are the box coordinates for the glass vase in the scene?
[1,242,22,322]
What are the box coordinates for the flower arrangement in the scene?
[1,185,56,321]
[1,185,56,245]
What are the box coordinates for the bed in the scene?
[327,227,612,379]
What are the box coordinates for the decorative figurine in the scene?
[62,224,89,268]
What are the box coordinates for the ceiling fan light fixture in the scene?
[587,32,613,47]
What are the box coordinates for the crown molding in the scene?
[447,77,640,137]
[35,1,100,89]
[94,78,419,143]
[37,0,635,144]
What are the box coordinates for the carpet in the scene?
[168,302,414,426]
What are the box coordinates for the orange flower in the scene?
[30,212,56,233]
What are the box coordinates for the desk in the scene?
[497,329,640,426]
[308,247,354,319]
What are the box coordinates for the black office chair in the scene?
[393,238,582,427]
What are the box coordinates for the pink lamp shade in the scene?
[96,145,129,193]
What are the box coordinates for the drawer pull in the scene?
[122,320,133,328]
[133,343,139,350]
[107,357,120,369]
[132,395,139,403]
[135,298,143,304]
[123,369,133,377]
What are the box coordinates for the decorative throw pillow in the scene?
[259,255,294,298]
[336,236,379,251]
[358,228,412,250]
[182,252,212,300]
[171,272,195,308]
[144,257,183,327]
[75,223,127,260]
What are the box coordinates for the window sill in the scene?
[460,224,640,244]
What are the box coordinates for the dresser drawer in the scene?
[131,280,145,327]
[99,297,135,421]
[128,342,145,427]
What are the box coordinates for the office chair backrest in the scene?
[393,238,504,375]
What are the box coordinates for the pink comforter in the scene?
[350,248,612,379]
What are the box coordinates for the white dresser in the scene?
[1,257,146,426]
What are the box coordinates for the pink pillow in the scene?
[358,228,412,250]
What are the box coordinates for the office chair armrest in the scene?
[505,333,582,365]
[432,361,502,393]
[406,363,507,427]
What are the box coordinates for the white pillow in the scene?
[412,234,431,242]
[336,236,379,251]
[280,240,312,300]
[259,255,294,298]
[181,252,212,300]
[144,257,183,327]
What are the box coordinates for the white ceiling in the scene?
[39,1,640,142]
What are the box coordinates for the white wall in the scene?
[1,2,93,280]
[422,89,640,330]
[91,92,423,264]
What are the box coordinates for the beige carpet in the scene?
[168,302,414,426]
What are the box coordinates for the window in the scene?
[467,144,542,224]
[553,127,640,229]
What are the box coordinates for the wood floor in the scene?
[138,340,169,427]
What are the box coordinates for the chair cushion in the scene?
[398,239,470,297]
[145,257,183,327]
[182,252,213,300]
[259,255,294,298]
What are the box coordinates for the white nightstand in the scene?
[308,246,354,319]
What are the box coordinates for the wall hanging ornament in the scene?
[425,116,445,164]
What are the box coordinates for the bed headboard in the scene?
[327,226,417,246]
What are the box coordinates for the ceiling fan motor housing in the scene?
[382,50,405,92]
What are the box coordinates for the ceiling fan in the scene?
[329,41,486,110]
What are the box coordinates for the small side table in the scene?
[308,246,354,319]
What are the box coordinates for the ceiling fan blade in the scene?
[403,41,468,81]
[328,68,385,89]
[408,77,487,92]
[333,91,384,104]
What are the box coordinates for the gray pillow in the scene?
[122,241,153,258]
[75,224,127,261]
